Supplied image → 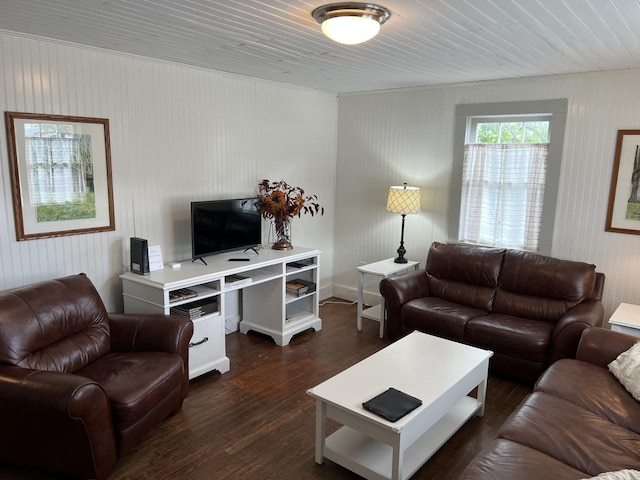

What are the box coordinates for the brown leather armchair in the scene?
[0,274,193,479]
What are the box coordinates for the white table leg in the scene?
[391,435,404,480]
[475,363,489,417]
[357,271,364,331]
[315,399,326,464]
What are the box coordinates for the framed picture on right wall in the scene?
[606,129,640,235]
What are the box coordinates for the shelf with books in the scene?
[286,278,316,297]
[169,282,220,304]
[170,296,220,320]
[286,257,316,274]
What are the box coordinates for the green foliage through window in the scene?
[476,121,549,144]
[35,192,96,222]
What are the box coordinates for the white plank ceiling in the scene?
[1,0,640,93]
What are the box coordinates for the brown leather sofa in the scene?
[461,327,640,479]
[380,242,605,382]
[0,274,194,479]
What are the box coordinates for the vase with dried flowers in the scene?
[257,179,324,250]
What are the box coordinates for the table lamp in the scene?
[386,183,421,263]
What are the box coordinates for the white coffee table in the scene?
[307,331,493,480]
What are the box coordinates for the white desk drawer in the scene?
[189,314,225,374]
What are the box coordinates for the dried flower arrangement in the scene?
[257,179,323,249]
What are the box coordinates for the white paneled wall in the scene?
[0,33,337,311]
[5,29,640,325]
[335,70,640,320]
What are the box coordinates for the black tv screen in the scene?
[191,198,261,261]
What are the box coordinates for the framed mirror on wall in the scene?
[4,112,115,240]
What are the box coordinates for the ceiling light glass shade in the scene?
[312,3,391,45]
[321,16,380,45]
[386,185,421,215]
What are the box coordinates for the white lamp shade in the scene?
[386,185,421,215]
[321,16,381,45]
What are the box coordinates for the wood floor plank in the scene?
[0,299,532,479]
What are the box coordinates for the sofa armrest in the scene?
[379,269,430,340]
[0,365,116,479]
[576,327,640,367]
[109,313,193,354]
[109,313,193,396]
[548,298,604,364]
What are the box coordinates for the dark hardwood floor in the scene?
[1,299,532,480]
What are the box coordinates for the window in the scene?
[448,100,568,254]
[460,116,550,250]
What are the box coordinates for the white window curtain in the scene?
[459,143,549,251]
[25,136,91,205]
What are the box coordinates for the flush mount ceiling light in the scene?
[312,3,391,45]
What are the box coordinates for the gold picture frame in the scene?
[5,112,115,240]
[606,129,640,235]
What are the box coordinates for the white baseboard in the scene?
[332,284,381,306]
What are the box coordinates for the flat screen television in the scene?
[191,198,261,263]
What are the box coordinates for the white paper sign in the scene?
[148,245,164,271]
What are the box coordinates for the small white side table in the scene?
[608,302,640,338]
[357,258,420,338]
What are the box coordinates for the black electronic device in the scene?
[229,258,251,261]
[130,237,150,275]
[362,387,422,422]
[191,198,261,265]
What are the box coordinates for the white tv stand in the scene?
[120,246,321,379]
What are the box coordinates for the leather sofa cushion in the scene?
[465,313,554,363]
[461,438,586,480]
[426,242,505,311]
[0,275,110,371]
[493,250,597,321]
[402,297,487,341]
[499,392,640,476]
[78,352,183,430]
[535,359,640,435]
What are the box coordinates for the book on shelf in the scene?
[225,274,252,287]
[169,287,198,303]
[286,279,316,297]
[170,298,218,319]
[289,258,314,269]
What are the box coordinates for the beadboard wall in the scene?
[3,28,640,325]
[0,32,337,311]
[334,69,640,321]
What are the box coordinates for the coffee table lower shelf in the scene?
[323,396,480,480]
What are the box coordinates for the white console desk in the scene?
[121,246,321,379]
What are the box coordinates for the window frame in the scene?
[448,99,568,255]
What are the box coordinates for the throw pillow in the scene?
[581,470,640,480]
[608,343,640,402]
